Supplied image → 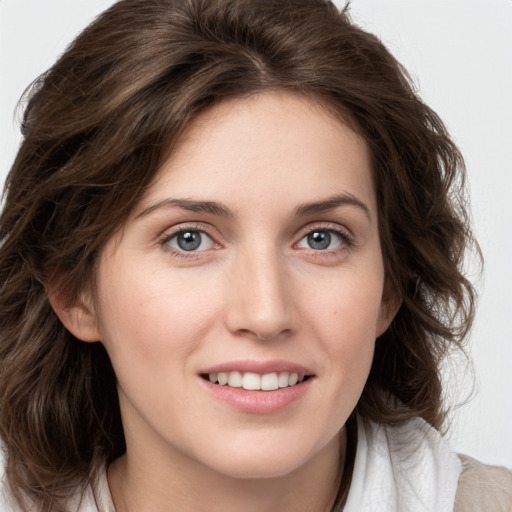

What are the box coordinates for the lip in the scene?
[200,359,314,375]
[198,359,315,414]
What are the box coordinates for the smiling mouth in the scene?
[200,371,313,391]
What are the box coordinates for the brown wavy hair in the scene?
[0,0,478,509]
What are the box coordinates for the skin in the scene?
[57,92,396,512]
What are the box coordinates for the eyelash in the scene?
[160,223,216,261]
[295,224,355,257]
[159,222,355,261]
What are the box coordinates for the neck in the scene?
[108,429,346,512]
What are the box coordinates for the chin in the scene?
[206,455,309,480]
[195,431,339,481]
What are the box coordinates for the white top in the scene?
[0,416,462,511]
[344,417,462,511]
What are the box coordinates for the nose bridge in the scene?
[227,242,292,340]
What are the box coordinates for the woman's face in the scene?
[86,92,393,479]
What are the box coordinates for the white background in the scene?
[1,0,511,467]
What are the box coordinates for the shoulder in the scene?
[0,442,112,512]
[345,416,462,512]
[0,444,28,512]
[0,444,21,512]
[454,454,512,512]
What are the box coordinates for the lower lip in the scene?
[199,377,313,414]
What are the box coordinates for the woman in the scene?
[0,0,510,511]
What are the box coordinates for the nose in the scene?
[225,246,294,341]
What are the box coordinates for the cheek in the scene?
[95,261,222,366]
[304,266,383,387]
[306,265,384,339]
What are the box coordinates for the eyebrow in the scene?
[136,192,371,221]
[294,193,371,220]
[135,198,235,219]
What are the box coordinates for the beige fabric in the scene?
[454,454,512,512]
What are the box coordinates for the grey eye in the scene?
[168,230,214,252]
[307,231,331,250]
[297,230,344,251]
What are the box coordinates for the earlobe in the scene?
[48,287,101,343]
[376,294,402,338]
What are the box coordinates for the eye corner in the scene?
[294,225,354,253]
[159,223,222,261]
[293,223,356,262]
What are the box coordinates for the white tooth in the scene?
[278,372,290,388]
[218,372,228,385]
[228,371,242,388]
[261,372,279,390]
[298,374,305,383]
[242,372,261,390]
[288,373,299,386]
[208,373,218,384]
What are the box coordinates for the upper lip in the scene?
[200,359,315,376]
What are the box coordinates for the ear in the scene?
[375,289,402,338]
[48,286,101,343]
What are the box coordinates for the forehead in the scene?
[140,92,376,217]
